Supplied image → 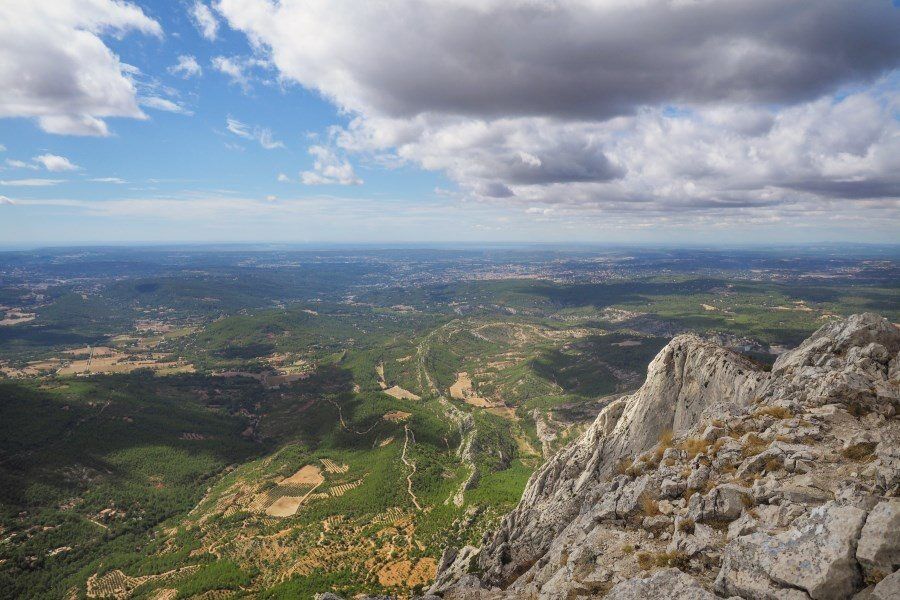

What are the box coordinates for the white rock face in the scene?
[472,334,767,586]
[429,314,900,600]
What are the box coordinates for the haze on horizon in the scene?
[1,0,899,245]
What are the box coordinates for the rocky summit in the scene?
[328,313,900,600]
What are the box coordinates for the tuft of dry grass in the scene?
[752,406,793,420]
[679,437,712,459]
[741,433,768,458]
[615,457,634,476]
[763,457,783,473]
[621,544,635,554]
[637,550,691,571]
[842,442,878,461]
[659,428,674,448]
[640,495,660,517]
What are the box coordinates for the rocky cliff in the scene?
[322,313,900,600]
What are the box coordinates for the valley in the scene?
[0,245,896,599]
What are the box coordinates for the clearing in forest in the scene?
[265,496,305,517]
[383,385,420,401]
[383,410,411,422]
[280,464,324,486]
[450,372,495,408]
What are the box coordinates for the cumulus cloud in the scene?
[224,117,284,149]
[277,173,290,183]
[169,55,202,78]
[0,0,161,136]
[33,154,79,171]
[190,1,219,40]
[301,145,362,186]
[216,0,900,224]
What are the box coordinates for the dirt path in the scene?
[327,398,380,436]
[401,425,422,511]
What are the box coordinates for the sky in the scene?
[0,0,899,246]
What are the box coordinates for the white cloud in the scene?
[216,0,900,226]
[140,96,193,115]
[90,177,126,184]
[33,154,79,172]
[0,0,161,136]
[0,144,5,152]
[37,115,111,137]
[0,178,64,186]
[301,145,362,186]
[277,173,290,183]
[211,55,269,91]
[190,1,218,40]
[168,55,202,78]
[5,159,36,170]
[225,117,284,149]
[225,117,251,138]
[0,196,13,205]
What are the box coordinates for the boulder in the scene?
[857,500,900,580]
[716,502,867,600]
[687,483,751,523]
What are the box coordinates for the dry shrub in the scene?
[677,517,695,533]
[621,544,635,554]
[848,401,873,418]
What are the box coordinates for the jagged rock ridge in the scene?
[427,313,900,600]
[321,314,900,599]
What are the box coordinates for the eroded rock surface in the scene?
[428,314,900,600]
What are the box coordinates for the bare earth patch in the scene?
[384,385,420,401]
[450,372,496,408]
[383,411,411,422]
[265,496,305,517]
[280,464,324,486]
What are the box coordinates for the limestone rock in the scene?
[716,502,867,600]
[605,568,719,600]
[857,500,900,580]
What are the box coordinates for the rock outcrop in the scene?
[428,313,900,599]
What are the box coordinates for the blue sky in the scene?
[1,1,898,245]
